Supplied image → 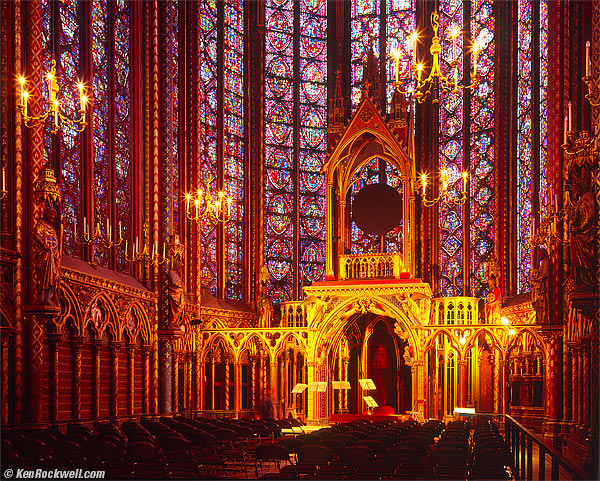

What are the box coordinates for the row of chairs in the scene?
[1,415,297,479]
[254,417,513,480]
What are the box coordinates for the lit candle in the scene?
[96,222,100,236]
[19,77,25,106]
[417,63,422,83]
[125,239,128,257]
[453,68,458,91]
[185,194,190,214]
[472,43,478,76]
[47,73,53,104]
[162,243,166,260]
[23,92,28,117]
[53,99,59,130]
[421,174,427,197]
[118,221,122,240]
[78,82,85,111]
[462,171,468,191]
[106,218,110,237]
[1,167,5,192]
[135,237,139,255]
[586,41,591,76]
[568,101,572,131]
[411,33,417,64]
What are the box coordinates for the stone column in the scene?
[493,356,502,414]
[282,353,289,410]
[172,350,179,413]
[49,333,61,421]
[24,307,58,423]
[1,336,10,423]
[72,336,83,420]
[193,353,200,412]
[270,361,278,414]
[250,356,256,409]
[337,359,343,414]
[582,341,591,434]
[142,346,151,414]
[458,360,467,407]
[159,337,173,414]
[571,345,579,424]
[224,356,231,410]
[577,341,585,430]
[127,343,135,416]
[343,357,349,412]
[210,355,216,411]
[544,331,563,421]
[110,341,120,418]
[92,339,101,418]
[198,358,205,412]
[233,362,241,415]
[563,344,572,423]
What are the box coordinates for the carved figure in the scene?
[531,247,551,325]
[32,205,62,306]
[567,173,596,288]
[168,256,185,328]
[485,273,502,323]
[257,292,274,328]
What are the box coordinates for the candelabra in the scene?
[530,206,569,247]
[75,216,124,249]
[419,168,469,207]
[392,11,480,104]
[124,222,167,266]
[18,59,88,133]
[185,185,233,224]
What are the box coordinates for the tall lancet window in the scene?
[516,0,548,293]
[91,0,132,271]
[195,0,246,300]
[264,0,327,303]
[437,0,496,298]
[351,0,416,112]
[42,1,132,270]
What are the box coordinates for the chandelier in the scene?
[419,168,469,207]
[18,59,88,133]
[392,11,480,104]
[184,186,233,224]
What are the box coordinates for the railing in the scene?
[431,297,479,325]
[338,252,405,280]
[280,301,307,328]
[505,415,587,480]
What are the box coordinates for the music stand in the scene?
[362,396,378,410]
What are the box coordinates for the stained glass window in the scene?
[516,0,533,293]
[224,0,245,299]
[91,0,131,270]
[173,0,180,233]
[58,0,81,257]
[114,0,131,272]
[385,0,416,111]
[438,0,465,297]
[92,0,109,267]
[469,0,495,297]
[265,0,327,303]
[197,0,218,294]
[351,0,380,108]
[539,1,549,221]
[299,0,327,289]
